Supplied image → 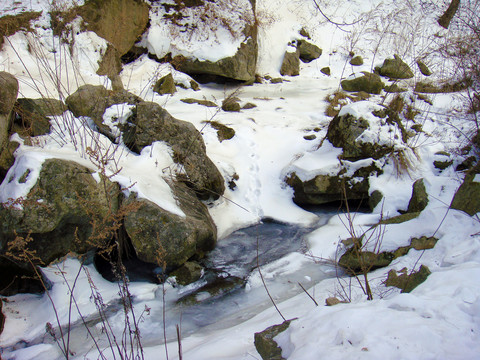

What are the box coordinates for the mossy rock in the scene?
[0,159,120,265]
[369,190,384,210]
[406,178,428,213]
[377,55,413,79]
[181,98,217,107]
[450,166,480,216]
[209,121,235,142]
[280,48,300,76]
[153,73,177,96]
[349,55,363,66]
[170,261,203,285]
[384,84,407,93]
[124,182,216,269]
[415,78,472,93]
[242,102,257,109]
[321,67,331,76]
[386,265,431,293]
[297,40,322,63]
[65,84,142,134]
[416,60,432,76]
[286,162,382,206]
[222,97,241,112]
[174,33,258,82]
[339,246,395,274]
[380,212,420,224]
[254,320,294,360]
[176,274,245,305]
[341,72,384,94]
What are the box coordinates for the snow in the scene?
[1,0,480,359]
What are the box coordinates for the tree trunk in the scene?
[438,0,461,29]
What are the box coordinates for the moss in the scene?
[0,12,42,50]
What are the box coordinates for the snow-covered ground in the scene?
[1,0,480,359]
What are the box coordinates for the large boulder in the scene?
[129,101,225,200]
[124,181,217,269]
[0,159,119,265]
[174,35,258,82]
[376,55,414,79]
[341,72,384,94]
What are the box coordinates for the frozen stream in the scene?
[9,209,339,358]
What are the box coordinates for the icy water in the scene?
[14,209,339,356]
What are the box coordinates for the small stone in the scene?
[321,67,331,76]
[181,98,217,107]
[349,55,363,66]
[416,60,432,76]
[153,73,177,96]
[242,102,257,109]
[303,134,316,140]
[325,297,341,306]
[270,78,283,84]
[222,97,241,112]
[190,80,200,91]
